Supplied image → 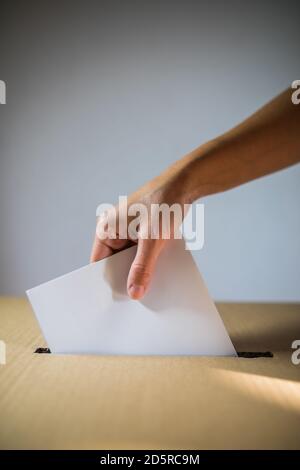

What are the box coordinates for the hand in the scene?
[90,168,189,300]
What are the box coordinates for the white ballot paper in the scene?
[26,239,236,356]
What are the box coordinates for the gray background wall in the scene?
[1,0,299,301]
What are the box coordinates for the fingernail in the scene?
[129,284,145,299]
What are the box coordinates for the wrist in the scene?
[172,138,224,204]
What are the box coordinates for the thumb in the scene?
[127,238,164,300]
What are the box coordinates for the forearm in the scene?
[175,89,300,203]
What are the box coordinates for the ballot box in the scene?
[0,298,299,449]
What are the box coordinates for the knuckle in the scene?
[131,263,151,281]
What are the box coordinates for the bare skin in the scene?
[90,89,300,299]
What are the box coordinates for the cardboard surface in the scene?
[26,240,236,356]
[0,298,300,449]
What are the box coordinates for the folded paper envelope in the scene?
[26,239,236,356]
